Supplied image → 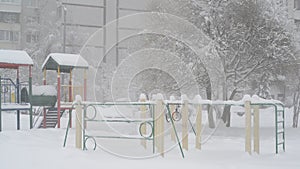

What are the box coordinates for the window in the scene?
[12,31,19,41]
[26,31,39,43]
[277,94,285,101]
[24,0,38,7]
[26,16,39,24]
[0,12,20,23]
[295,0,300,10]
[0,30,19,41]
[295,20,300,31]
[0,0,21,4]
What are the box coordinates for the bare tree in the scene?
[200,0,295,126]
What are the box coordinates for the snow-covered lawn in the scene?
[0,108,299,169]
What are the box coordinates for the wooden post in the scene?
[57,66,61,128]
[140,94,147,149]
[155,94,164,157]
[195,104,202,149]
[160,99,164,157]
[194,95,202,149]
[253,105,260,154]
[83,69,87,129]
[181,95,189,151]
[75,95,83,149]
[244,95,251,154]
[169,96,176,142]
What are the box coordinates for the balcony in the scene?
[0,2,21,13]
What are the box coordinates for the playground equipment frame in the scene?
[65,94,285,158]
[0,50,33,131]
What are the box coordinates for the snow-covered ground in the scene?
[0,107,299,169]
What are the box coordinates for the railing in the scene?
[1,78,29,104]
[32,106,44,128]
[63,100,156,154]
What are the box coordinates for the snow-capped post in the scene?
[139,93,147,149]
[154,93,164,157]
[181,94,189,151]
[244,95,251,154]
[169,95,176,142]
[252,95,260,154]
[194,95,202,150]
[75,95,83,149]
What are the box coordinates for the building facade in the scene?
[0,0,22,49]
[0,0,57,50]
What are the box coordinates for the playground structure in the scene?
[65,93,285,158]
[0,50,89,131]
[0,50,286,157]
[40,53,89,128]
[0,50,33,131]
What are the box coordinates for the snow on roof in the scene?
[0,50,33,66]
[42,53,89,72]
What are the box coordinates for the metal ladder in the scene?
[275,104,285,154]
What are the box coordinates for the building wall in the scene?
[20,0,58,50]
[20,0,40,49]
[58,0,152,64]
[288,0,300,21]
[0,0,21,49]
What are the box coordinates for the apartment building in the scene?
[0,0,57,50]
[20,0,58,50]
[0,0,22,49]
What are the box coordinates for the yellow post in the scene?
[244,95,251,154]
[155,94,164,157]
[140,94,147,149]
[195,104,202,149]
[253,105,260,154]
[194,95,203,149]
[160,102,164,157]
[75,95,83,149]
[43,68,46,85]
[169,96,176,142]
[11,92,15,103]
[182,95,189,151]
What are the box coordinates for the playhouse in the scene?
[0,50,89,130]
[0,49,33,131]
[41,53,89,128]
